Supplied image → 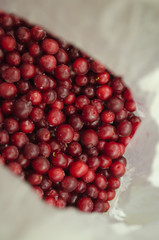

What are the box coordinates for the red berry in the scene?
[82,105,99,123]
[77,197,93,212]
[47,108,64,126]
[1,35,16,51]
[0,82,17,99]
[73,58,89,75]
[40,55,56,72]
[109,161,126,178]
[70,161,88,178]
[2,67,21,83]
[61,176,78,192]
[108,176,120,189]
[2,145,19,161]
[48,168,65,182]
[96,85,113,100]
[94,174,107,190]
[54,64,70,81]
[56,124,74,143]
[32,156,50,174]
[42,38,59,55]
[81,129,98,148]
[20,63,35,79]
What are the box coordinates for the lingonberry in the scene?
[51,152,68,168]
[20,119,34,133]
[91,60,105,73]
[6,51,21,66]
[68,142,82,157]
[81,129,98,148]
[94,174,107,190]
[97,124,115,140]
[2,67,21,83]
[107,96,124,113]
[75,95,90,110]
[99,155,112,169]
[55,48,68,64]
[87,156,100,171]
[75,180,86,193]
[109,161,126,178]
[108,176,120,189]
[17,154,30,168]
[91,99,103,113]
[4,118,19,133]
[13,99,32,119]
[86,184,99,199]
[96,72,110,84]
[101,110,115,123]
[38,142,51,158]
[82,169,95,183]
[34,74,50,91]
[31,25,46,41]
[73,58,89,75]
[16,27,31,43]
[23,143,40,159]
[47,108,64,126]
[54,64,70,81]
[56,124,74,143]
[0,82,17,99]
[32,156,50,174]
[61,176,78,192]
[39,55,56,72]
[117,120,132,137]
[82,105,99,123]
[27,172,43,185]
[96,85,113,100]
[1,35,16,51]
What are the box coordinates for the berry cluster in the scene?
[0,12,141,212]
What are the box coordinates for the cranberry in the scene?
[13,99,32,119]
[4,118,19,133]
[29,43,41,57]
[73,58,89,75]
[34,74,50,91]
[6,51,21,66]
[117,120,132,137]
[48,167,65,182]
[11,132,29,148]
[31,25,46,41]
[27,173,43,185]
[75,95,90,110]
[107,97,124,113]
[87,156,100,171]
[108,176,120,190]
[0,82,17,98]
[75,75,88,86]
[21,52,34,64]
[51,152,68,168]
[86,184,98,199]
[94,174,107,190]
[42,38,59,54]
[17,80,31,94]
[30,107,44,122]
[109,161,126,178]
[2,145,19,161]
[98,190,107,201]
[77,197,93,212]
[106,189,116,201]
[61,176,78,192]
[96,72,110,84]
[68,142,82,157]
[39,55,56,72]
[91,60,105,73]
[123,88,133,100]
[47,108,64,126]
[36,128,50,142]
[32,156,50,174]
[51,100,64,110]
[42,89,57,104]
[83,85,95,98]
[115,108,128,122]
[104,142,121,159]
[75,180,86,193]
[70,161,88,178]
[55,64,70,81]
[49,138,61,152]
[97,124,114,140]
[16,27,31,43]
[125,100,136,112]
[23,143,40,159]
[82,169,95,183]
[81,129,98,148]
[1,35,16,51]
[38,142,51,158]
[55,48,68,64]
[91,99,103,114]
[56,124,74,143]
[68,115,84,131]
[111,78,125,93]
[7,162,22,175]
[17,154,30,168]
[20,63,35,79]
[0,130,9,145]
[82,105,99,123]
[96,85,112,101]
[99,155,112,169]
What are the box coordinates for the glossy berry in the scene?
[40,55,56,72]
[2,145,19,161]
[48,167,65,182]
[73,58,89,75]
[70,161,88,178]
[0,82,17,99]
[81,129,98,148]
[56,124,74,143]
[96,85,113,100]
[109,161,126,178]
[117,120,132,137]
[77,197,93,212]
[94,174,107,190]
[1,35,16,51]
[32,156,50,174]
[108,176,120,190]
[61,176,78,192]
[82,105,99,123]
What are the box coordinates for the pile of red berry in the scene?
[0,12,141,212]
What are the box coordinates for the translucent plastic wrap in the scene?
[0,0,159,239]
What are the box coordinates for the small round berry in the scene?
[56,124,74,143]
[81,129,98,148]
[6,51,21,66]
[104,141,121,159]
[87,156,100,171]
[16,27,31,43]
[23,143,40,160]
[82,169,95,183]
[77,197,93,212]
[96,72,110,84]
[75,75,88,86]
[111,78,125,94]
[75,180,86,193]
[39,55,56,72]
[42,38,59,55]
[117,120,132,137]
[42,89,57,104]
[73,58,89,75]
[11,132,29,149]
[2,145,19,161]
[20,63,35,79]
[106,189,116,201]
[34,74,50,91]
[47,108,64,126]
[48,167,65,182]
[96,85,113,100]
[99,155,112,169]
[108,176,120,189]
[4,118,19,133]
[0,82,17,99]
[94,174,107,190]
[61,176,78,192]
[13,99,32,119]
[32,156,50,174]
[51,152,68,168]
[27,173,43,185]
[0,130,9,145]
[107,97,124,113]
[2,67,20,83]
[82,105,99,124]
[91,60,105,73]
[36,128,50,142]
[54,64,70,80]
[75,95,90,110]
[101,110,115,123]
[1,35,16,51]
[68,142,82,157]
[125,100,136,112]
[97,124,114,140]
[86,184,99,199]
[55,48,68,64]
[31,25,46,41]
[110,161,126,178]
[70,161,88,178]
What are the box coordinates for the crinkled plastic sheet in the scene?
[0,0,159,239]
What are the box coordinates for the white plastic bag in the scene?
[0,0,159,239]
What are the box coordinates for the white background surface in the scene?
[0,0,159,239]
